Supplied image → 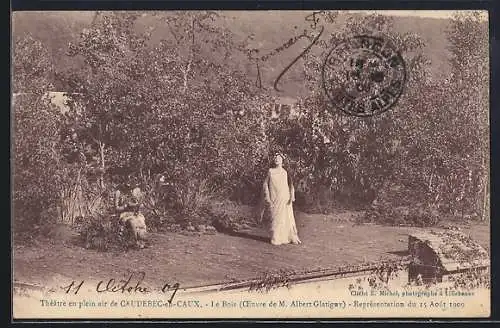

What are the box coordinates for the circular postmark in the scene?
[321,35,407,117]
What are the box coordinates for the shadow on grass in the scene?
[387,250,410,257]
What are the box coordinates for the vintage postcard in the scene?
[11,10,490,319]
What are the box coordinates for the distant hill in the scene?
[12,11,455,97]
[12,11,94,82]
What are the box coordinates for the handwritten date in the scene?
[62,272,180,304]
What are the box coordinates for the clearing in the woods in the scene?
[13,208,489,289]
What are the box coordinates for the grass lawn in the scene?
[13,209,490,289]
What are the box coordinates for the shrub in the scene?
[13,35,67,238]
[209,201,258,233]
[362,204,440,227]
[75,214,129,252]
[138,175,177,232]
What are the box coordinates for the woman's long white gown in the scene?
[264,168,301,245]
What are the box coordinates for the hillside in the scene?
[12,11,94,81]
[12,11,455,97]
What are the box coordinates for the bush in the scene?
[75,214,129,252]
[363,203,440,227]
[358,180,440,227]
[211,211,240,234]
[137,175,177,232]
[144,177,217,229]
[13,35,66,238]
[209,201,258,233]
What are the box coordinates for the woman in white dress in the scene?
[262,153,302,245]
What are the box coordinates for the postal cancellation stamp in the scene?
[322,35,407,117]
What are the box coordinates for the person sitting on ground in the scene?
[114,179,148,249]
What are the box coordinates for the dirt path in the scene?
[13,210,489,289]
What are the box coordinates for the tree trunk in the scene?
[481,172,489,221]
[180,17,196,94]
[99,141,105,189]
[75,168,83,222]
[256,61,262,88]
[479,155,489,221]
[181,60,192,94]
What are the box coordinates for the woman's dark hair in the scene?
[269,152,294,187]
[270,152,286,167]
[274,152,285,160]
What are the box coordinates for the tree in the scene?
[445,11,489,219]
[64,11,153,188]
[275,13,431,207]
[154,11,237,93]
[143,11,273,201]
[62,11,273,221]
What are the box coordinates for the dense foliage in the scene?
[12,11,489,239]
[13,35,66,237]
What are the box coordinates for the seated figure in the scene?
[115,182,148,249]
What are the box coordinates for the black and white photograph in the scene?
[11,10,490,319]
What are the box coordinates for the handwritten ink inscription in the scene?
[272,11,331,91]
[246,11,336,91]
[61,271,180,304]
